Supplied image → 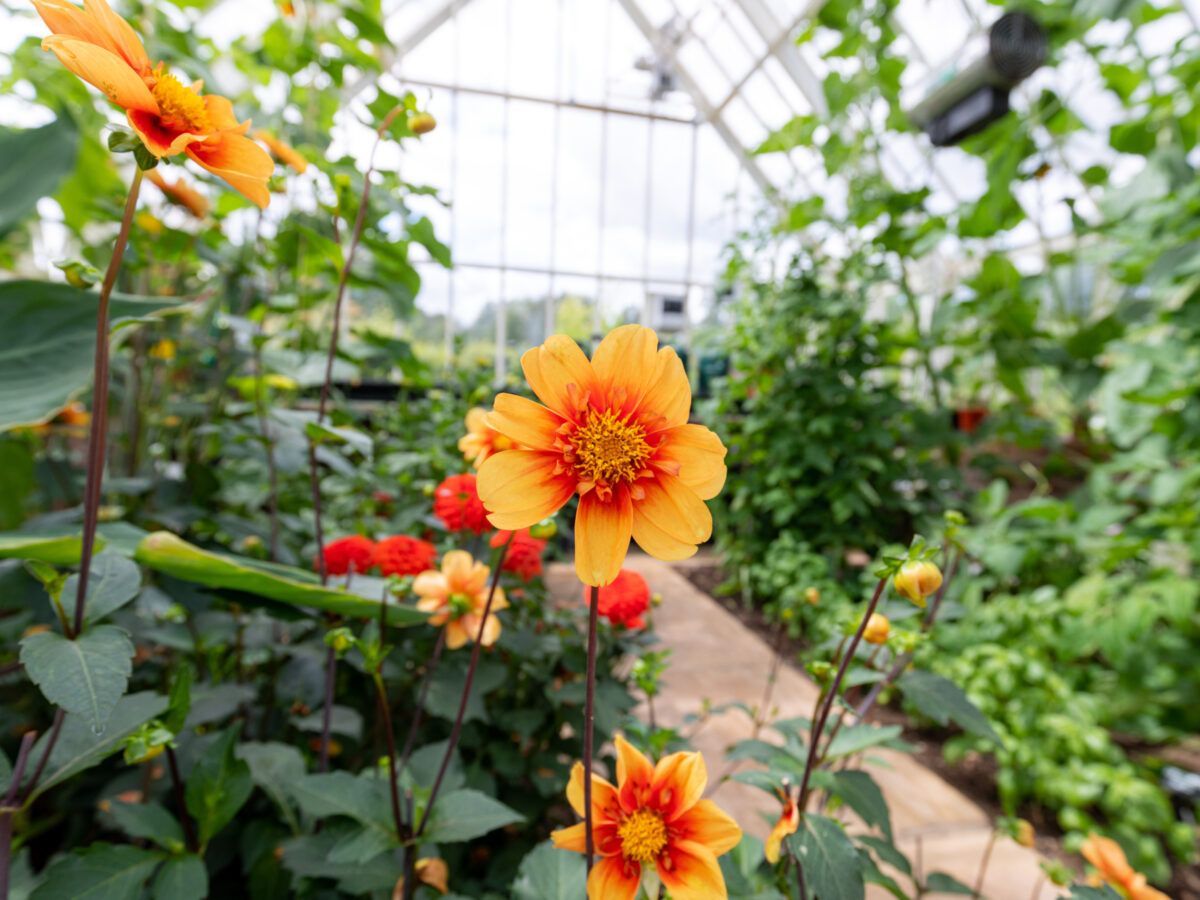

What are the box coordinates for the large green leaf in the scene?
[789,814,863,900]
[0,532,88,565]
[151,855,207,900]
[512,841,586,900]
[29,844,163,900]
[0,117,80,237]
[896,670,1003,744]
[134,532,429,625]
[0,281,185,432]
[833,770,892,841]
[237,742,305,834]
[286,771,394,833]
[185,726,253,846]
[66,549,141,625]
[20,625,134,731]
[422,788,524,844]
[107,801,184,851]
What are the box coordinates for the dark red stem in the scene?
[583,584,600,872]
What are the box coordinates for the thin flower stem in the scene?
[796,577,887,812]
[402,791,416,900]
[72,167,144,637]
[398,629,446,775]
[973,830,996,897]
[165,746,197,853]
[372,672,404,840]
[252,341,280,561]
[0,730,38,900]
[415,534,513,838]
[19,709,64,806]
[317,644,337,773]
[795,848,808,900]
[583,584,600,873]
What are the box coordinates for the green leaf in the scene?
[512,841,586,900]
[297,225,345,271]
[855,835,911,877]
[24,692,168,802]
[184,726,253,846]
[924,872,975,894]
[0,117,80,238]
[325,826,396,864]
[407,216,451,267]
[0,281,185,432]
[896,670,1002,744]
[304,421,373,458]
[0,532,88,565]
[287,771,394,832]
[107,801,183,850]
[237,742,306,835]
[134,532,428,626]
[151,855,206,900]
[789,814,863,900]
[824,723,904,759]
[833,770,892,841]
[20,625,134,730]
[63,550,140,625]
[164,667,192,734]
[422,789,524,844]
[29,844,163,900]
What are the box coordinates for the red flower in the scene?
[317,536,375,576]
[372,535,438,578]
[433,474,489,535]
[490,528,547,582]
[584,568,651,628]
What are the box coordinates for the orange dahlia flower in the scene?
[413,550,507,650]
[477,325,726,587]
[254,129,309,174]
[459,407,515,468]
[33,0,272,208]
[764,788,799,864]
[551,735,740,900]
[144,169,208,218]
[1080,835,1172,900]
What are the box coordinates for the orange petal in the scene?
[186,132,273,209]
[656,840,727,900]
[588,855,642,900]
[487,393,563,450]
[764,809,797,864]
[478,450,575,528]
[591,324,658,416]
[83,0,150,73]
[522,335,596,419]
[127,109,205,158]
[1080,835,1136,884]
[672,799,742,857]
[649,751,707,822]
[551,822,587,854]
[637,346,691,431]
[204,94,251,134]
[41,36,156,113]
[444,621,469,650]
[415,596,443,614]
[657,424,727,501]
[565,761,621,822]
[477,614,501,647]
[615,734,654,814]
[634,477,711,549]
[412,571,448,599]
[33,0,130,65]
[574,488,632,587]
[631,507,697,562]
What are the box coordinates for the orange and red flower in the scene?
[144,169,208,218]
[764,788,799,864]
[413,551,507,650]
[317,535,375,576]
[458,407,515,468]
[490,528,546,582]
[551,735,740,900]
[33,0,273,207]
[477,325,726,587]
[371,535,437,578]
[585,568,651,629]
[1080,835,1172,900]
[254,129,309,174]
[433,473,490,535]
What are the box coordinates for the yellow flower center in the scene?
[569,409,652,486]
[152,73,212,132]
[618,808,668,863]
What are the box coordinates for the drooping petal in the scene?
[521,335,595,419]
[648,750,707,821]
[476,613,501,647]
[443,621,469,650]
[588,856,642,900]
[41,36,157,113]
[487,393,563,450]
[574,488,632,587]
[634,477,712,548]
[186,132,273,208]
[83,0,150,73]
[590,324,658,416]
[637,346,691,431]
[671,799,742,856]
[477,450,575,526]
[411,571,448,598]
[550,822,587,854]
[631,507,698,562]
[487,586,508,611]
[203,94,251,134]
[656,424,727,500]
[657,841,727,900]
[565,762,621,822]
[614,734,654,814]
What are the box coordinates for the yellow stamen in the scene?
[569,409,652,487]
[618,808,668,863]
[152,73,211,132]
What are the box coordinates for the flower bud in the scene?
[529,518,557,540]
[862,613,890,645]
[805,587,820,606]
[325,627,354,654]
[409,112,437,135]
[894,559,943,608]
[1015,819,1035,848]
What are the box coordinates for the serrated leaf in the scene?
[422,789,524,844]
[151,855,206,900]
[108,801,183,850]
[833,770,892,841]
[825,723,903,759]
[63,550,140,625]
[237,742,305,835]
[897,670,1002,744]
[29,844,163,900]
[789,814,863,900]
[20,625,133,730]
[287,771,394,832]
[512,840,586,900]
[185,726,253,846]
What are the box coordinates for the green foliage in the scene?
[0,117,80,238]
[20,626,134,731]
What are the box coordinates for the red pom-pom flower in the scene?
[317,535,375,576]
[433,473,490,535]
[490,528,547,582]
[372,535,438,578]
[584,568,651,628]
